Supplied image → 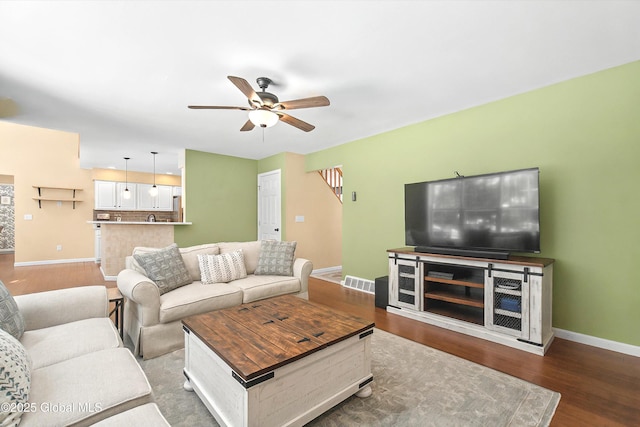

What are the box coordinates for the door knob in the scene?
[275,228,280,231]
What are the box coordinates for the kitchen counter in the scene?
[89,221,192,225]
[91,221,191,279]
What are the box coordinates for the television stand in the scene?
[387,248,554,355]
[414,246,510,260]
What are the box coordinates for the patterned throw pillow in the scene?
[198,250,247,284]
[0,329,31,427]
[254,240,297,276]
[133,243,193,295]
[0,280,25,339]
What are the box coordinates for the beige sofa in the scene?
[117,241,313,360]
[9,286,169,426]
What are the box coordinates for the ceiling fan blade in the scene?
[0,98,19,117]
[275,96,330,110]
[240,120,255,132]
[227,76,261,105]
[277,113,315,132]
[188,105,250,110]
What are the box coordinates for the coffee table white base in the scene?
[183,328,373,427]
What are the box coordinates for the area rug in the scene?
[138,329,560,426]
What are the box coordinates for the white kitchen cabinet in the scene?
[95,181,117,209]
[137,184,174,211]
[95,181,138,210]
[95,228,101,263]
[95,181,176,211]
[116,183,137,209]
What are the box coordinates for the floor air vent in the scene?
[343,275,375,294]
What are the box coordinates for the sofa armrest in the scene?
[15,286,108,331]
[293,258,313,295]
[117,269,161,326]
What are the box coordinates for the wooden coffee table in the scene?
[182,294,375,427]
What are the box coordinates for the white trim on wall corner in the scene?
[99,266,117,282]
[311,266,342,275]
[14,257,96,267]
[554,328,640,358]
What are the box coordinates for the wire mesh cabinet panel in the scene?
[486,269,531,340]
[388,256,423,311]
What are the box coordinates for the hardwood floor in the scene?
[1,254,638,426]
[0,253,109,296]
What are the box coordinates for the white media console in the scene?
[387,248,554,355]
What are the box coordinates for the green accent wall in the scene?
[174,149,258,245]
[306,61,640,346]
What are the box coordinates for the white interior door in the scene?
[258,170,281,241]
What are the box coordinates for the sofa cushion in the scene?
[218,241,262,274]
[0,279,25,339]
[198,250,247,284]
[0,329,31,427]
[22,348,153,427]
[91,403,170,427]
[178,244,220,280]
[20,317,122,369]
[158,282,243,324]
[232,274,302,303]
[133,243,193,295]
[255,240,297,276]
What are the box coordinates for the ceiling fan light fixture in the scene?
[248,109,279,128]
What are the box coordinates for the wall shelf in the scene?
[33,186,83,209]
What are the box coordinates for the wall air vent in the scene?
[343,275,375,295]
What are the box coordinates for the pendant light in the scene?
[149,151,159,197]
[122,157,131,200]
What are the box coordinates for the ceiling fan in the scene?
[188,76,330,132]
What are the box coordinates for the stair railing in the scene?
[318,167,343,203]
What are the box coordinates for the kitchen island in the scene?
[88,221,192,280]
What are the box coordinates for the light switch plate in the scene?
[295,215,304,222]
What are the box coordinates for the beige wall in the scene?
[283,153,342,270]
[0,122,94,264]
[92,168,181,186]
[0,122,181,265]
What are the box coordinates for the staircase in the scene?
[318,167,343,202]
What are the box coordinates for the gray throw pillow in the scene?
[0,328,31,427]
[0,280,25,339]
[133,243,193,295]
[254,240,297,276]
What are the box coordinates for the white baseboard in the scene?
[99,266,117,282]
[554,328,640,357]
[14,257,96,267]
[311,266,342,275]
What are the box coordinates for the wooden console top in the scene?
[388,247,555,267]
[182,295,374,381]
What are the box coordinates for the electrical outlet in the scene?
[56,245,62,251]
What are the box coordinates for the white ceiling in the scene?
[1,1,639,175]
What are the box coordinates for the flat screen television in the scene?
[405,167,540,259]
